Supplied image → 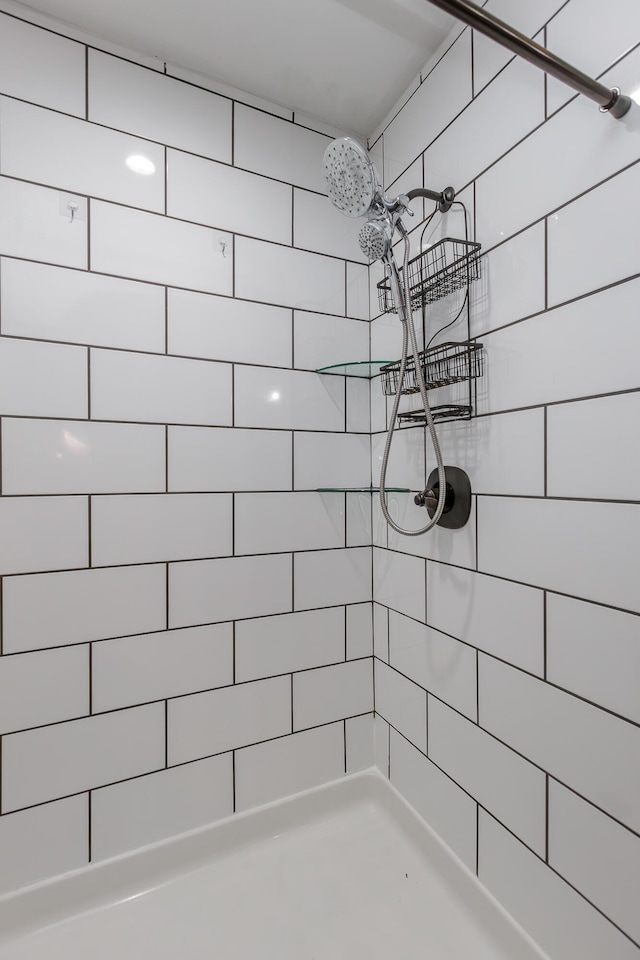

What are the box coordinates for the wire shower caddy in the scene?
[377,237,481,315]
[378,236,484,426]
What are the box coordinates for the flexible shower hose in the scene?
[378,227,447,536]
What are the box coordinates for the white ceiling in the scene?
[18,0,456,136]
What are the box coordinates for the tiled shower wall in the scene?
[369,1,640,958]
[0,5,376,893]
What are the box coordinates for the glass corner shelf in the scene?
[316,487,410,493]
[314,360,391,378]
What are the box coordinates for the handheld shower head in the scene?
[323,137,380,218]
[358,220,392,262]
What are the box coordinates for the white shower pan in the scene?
[0,771,548,959]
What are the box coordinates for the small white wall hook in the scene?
[67,200,79,224]
[219,239,227,257]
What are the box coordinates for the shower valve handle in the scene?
[414,489,438,510]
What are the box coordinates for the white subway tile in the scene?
[294,432,370,490]
[236,607,345,683]
[166,64,292,120]
[546,0,640,114]
[235,492,344,554]
[385,155,422,200]
[548,162,640,305]
[294,547,372,610]
[90,349,232,426]
[478,496,640,614]
[91,754,233,862]
[0,177,87,268]
[0,645,89,735]
[479,655,640,835]
[427,562,544,676]
[477,278,640,415]
[346,262,370,321]
[90,201,232,294]
[432,410,545,498]
[91,493,232,566]
[167,149,291,244]
[429,698,545,856]
[234,105,328,193]
[1,418,165,495]
[476,44,640,247]
[548,393,640,501]
[384,32,472,186]
[235,722,345,812]
[1,259,165,352]
[293,659,373,730]
[293,188,367,263]
[0,337,87,418]
[0,496,87,576]
[346,603,373,659]
[235,236,345,315]
[372,494,388,550]
[389,728,476,871]
[385,495,477,571]
[346,491,373,547]
[375,660,427,753]
[88,50,232,161]
[470,224,545,337]
[168,675,291,765]
[0,13,85,116]
[424,57,544,197]
[346,377,370,433]
[169,554,292,628]
[294,311,368,372]
[479,811,639,960]
[473,0,562,92]
[370,312,403,361]
[374,714,390,776]
[373,548,425,622]
[3,564,167,653]
[168,426,291,492]
[0,795,87,895]
[292,113,348,140]
[373,602,389,662]
[547,594,640,725]
[167,289,291,368]
[371,428,425,491]
[346,714,375,773]
[369,258,386,323]
[93,623,232,712]
[549,780,640,945]
[235,365,344,431]
[2,703,165,812]
[0,97,164,212]
[389,612,477,720]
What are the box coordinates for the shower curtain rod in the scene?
[424,0,632,118]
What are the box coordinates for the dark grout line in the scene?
[479,806,640,952]
[0,8,341,143]
[0,712,370,819]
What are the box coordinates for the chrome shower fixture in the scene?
[358,219,393,261]
[322,136,460,537]
[323,137,380,218]
[323,137,455,265]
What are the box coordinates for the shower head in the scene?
[323,137,380,218]
[358,220,392,262]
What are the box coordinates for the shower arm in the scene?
[405,185,455,212]
[423,0,632,119]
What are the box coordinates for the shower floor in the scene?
[0,772,546,960]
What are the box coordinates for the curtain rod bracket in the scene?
[601,87,633,119]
